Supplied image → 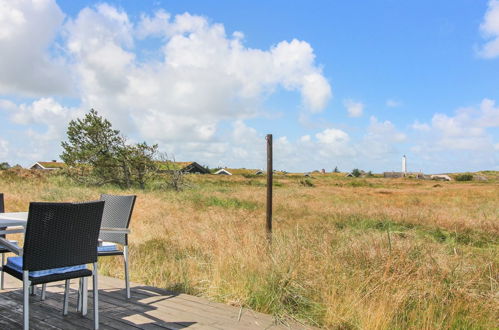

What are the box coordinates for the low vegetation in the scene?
[0,169,497,329]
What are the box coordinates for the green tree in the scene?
[0,162,10,170]
[61,109,158,188]
[127,142,159,189]
[333,166,339,173]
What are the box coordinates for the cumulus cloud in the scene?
[316,128,349,144]
[0,0,70,96]
[0,2,332,166]
[343,99,364,117]
[422,99,499,151]
[478,0,499,58]
[0,97,79,161]
[62,5,332,145]
[358,116,406,161]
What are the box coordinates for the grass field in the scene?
[0,169,497,329]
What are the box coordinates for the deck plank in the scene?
[0,275,311,330]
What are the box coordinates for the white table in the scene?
[0,212,28,255]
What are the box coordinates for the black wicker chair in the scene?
[44,194,136,311]
[95,194,136,299]
[3,201,105,330]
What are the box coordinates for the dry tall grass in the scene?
[1,169,497,329]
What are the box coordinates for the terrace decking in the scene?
[0,275,308,329]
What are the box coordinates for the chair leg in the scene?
[41,283,46,301]
[63,280,70,316]
[1,253,4,290]
[124,245,130,299]
[23,271,30,330]
[93,263,99,330]
[77,278,82,312]
[82,277,88,316]
[30,284,36,296]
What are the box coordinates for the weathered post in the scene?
[266,134,273,243]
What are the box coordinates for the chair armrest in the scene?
[0,228,25,235]
[100,227,130,234]
[0,237,22,256]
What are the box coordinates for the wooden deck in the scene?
[0,275,310,329]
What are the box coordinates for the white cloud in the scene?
[366,116,406,142]
[412,120,430,131]
[62,6,332,146]
[359,116,407,161]
[314,128,355,160]
[0,97,79,162]
[412,98,499,151]
[386,99,402,108]
[0,3,333,166]
[316,128,349,144]
[478,0,499,58]
[343,99,364,117]
[0,0,70,96]
[0,139,8,159]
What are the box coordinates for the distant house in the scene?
[30,161,66,170]
[254,170,264,175]
[214,168,232,175]
[156,161,210,174]
[180,162,210,174]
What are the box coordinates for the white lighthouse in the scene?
[402,155,407,174]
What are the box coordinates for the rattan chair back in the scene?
[99,194,136,245]
[23,201,105,271]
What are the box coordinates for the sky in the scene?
[0,0,498,173]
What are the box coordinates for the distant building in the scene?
[402,155,407,173]
[156,161,210,174]
[30,161,66,170]
[431,174,452,181]
[254,170,264,175]
[214,168,232,175]
[180,162,210,174]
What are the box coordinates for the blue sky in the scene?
[0,0,498,173]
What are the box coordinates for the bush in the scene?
[455,173,473,181]
[351,168,361,177]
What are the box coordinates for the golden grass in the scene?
[0,169,497,329]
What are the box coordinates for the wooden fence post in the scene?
[266,134,273,243]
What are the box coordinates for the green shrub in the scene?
[455,173,473,181]
[351,169,361,177]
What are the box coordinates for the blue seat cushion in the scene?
[98,243,119,252]
[6,257,87,278]
[98,245,119,252]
